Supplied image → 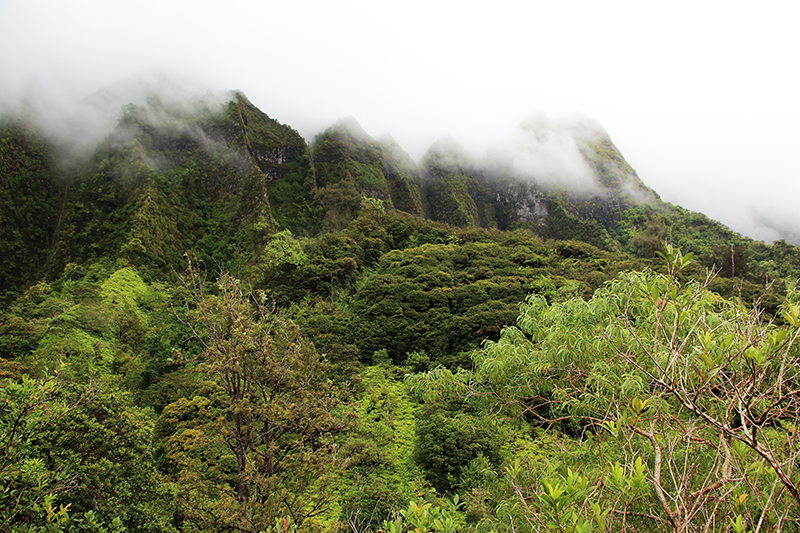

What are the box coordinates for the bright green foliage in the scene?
[0,375,176,532]
[413,402,502,495]
[381,496,463,533]
[7,267,155,381]
[338,365,423,529]
[251,229,309,287]
[466,245,800,531]
[0,263,194,414]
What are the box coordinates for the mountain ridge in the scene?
[1,90,798,298]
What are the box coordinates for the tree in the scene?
[170,260,349,532]
[0,375,176,532]
[415,245,800,532]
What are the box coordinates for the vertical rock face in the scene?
[412,117,656,249]
[251,146,301,181]
[495,183,549,226]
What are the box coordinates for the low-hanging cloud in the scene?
[486,112,607,194]
[2,0,798,245]
[1,69,229,167]
[752,210,800,247]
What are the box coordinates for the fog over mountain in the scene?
[486,113,608,195]
[2,0,798,245]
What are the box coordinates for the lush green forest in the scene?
[2,93,800,532]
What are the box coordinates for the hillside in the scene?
[3,91,799,297]
[3,89,800,532]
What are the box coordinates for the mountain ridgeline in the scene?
[1,91,798,296]
[7,90,800,533]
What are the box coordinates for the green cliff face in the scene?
[416,122,657,252]
[310,113,663,252]
[47,94,271,274]
[2,92,319,281]
[310,117,423,230]
[218,93,319,235]
[2,91,798,294]
[0,122,62,296]
[377,134,424,217]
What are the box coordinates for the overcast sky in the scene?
[2,0,798,244]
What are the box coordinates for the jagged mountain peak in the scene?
[423,137,475,170]
[328,115,373,142]
[518,111,608,142]
[8,89,795,291]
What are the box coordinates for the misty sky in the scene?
[1,0,798,244]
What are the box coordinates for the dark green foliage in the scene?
[422,144,532,231]
[380,139,424,216]
[414,402,501,495]
[216,93,320,235]
[312,119,388,190]
[425,169,481,227]
[614,203,799,306]
[322,227,619,367]
[615,204,743,261]
[318,180,364,231]
[0,123,61,300]
[310,119,427,233]
[38,382,176,531]
[0,376,176,532]
[752,239,800,284]
[540,195,620,251]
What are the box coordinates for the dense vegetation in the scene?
[2,93,800,532]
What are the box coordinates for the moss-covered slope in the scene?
[310,118,424,230]
[216,93,319,235]
[0,122,62,296]
[38,92,320,278]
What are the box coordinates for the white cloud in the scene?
[487,113,604,193]
[1,0,798,243]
